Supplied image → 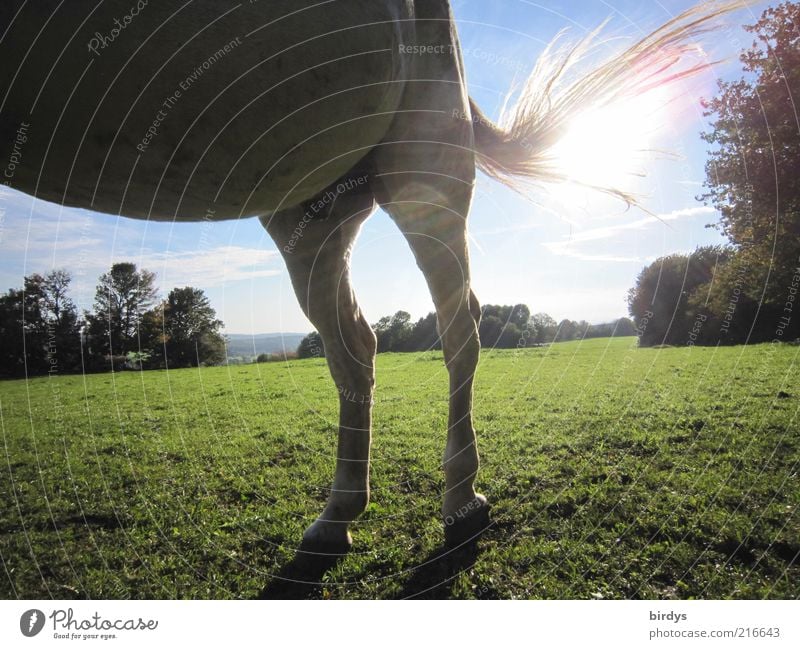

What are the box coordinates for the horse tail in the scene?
[469,2,737,205]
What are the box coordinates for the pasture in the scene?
[1,337,797,599]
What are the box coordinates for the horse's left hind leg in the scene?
[261,185,377,552]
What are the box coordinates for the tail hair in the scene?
[470,2,739,205]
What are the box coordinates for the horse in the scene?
[0,1,733,552]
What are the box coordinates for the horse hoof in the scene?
[299,520,353,556]
[444,494,491,548]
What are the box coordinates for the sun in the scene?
[548,86,676,204]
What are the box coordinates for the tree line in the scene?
[628,3,800,347]
[296,306,637,359]
[0,263,226,378]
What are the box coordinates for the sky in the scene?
[0,0,770,334]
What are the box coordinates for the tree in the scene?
[509,303,530,328]
[158,287,226,367]
[613,317,637,337]
[297,331,324,359]
[297,306,645,356]
[478,312,505,348]
[531,313,557,344]
[0,270,82,377]
[85,263,158,362]
[406,312,441,351]
[478,304,535,348]
[627,246,732,346]
[39,270,82,373]
[554,319,578,342]
[0,280,45,376]
[373,310,412,352]
[700,2,800,339]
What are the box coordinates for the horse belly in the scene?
[0,1,411,220]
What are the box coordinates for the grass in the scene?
[0,336,798,599]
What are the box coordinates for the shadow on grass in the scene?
[257,545,348,599]
[258,506,493,599]
[396,540,482,599]
[396,502,494,598]
[256,540,485,599]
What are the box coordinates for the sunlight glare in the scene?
[549,86,675,205]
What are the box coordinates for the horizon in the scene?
[0,0,770,333]
[223,312,636,337]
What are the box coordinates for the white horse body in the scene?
[1,0,411,219]
[1,1,733,551]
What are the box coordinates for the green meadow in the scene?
[1,337,797,599]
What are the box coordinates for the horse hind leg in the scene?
[376,179,490,546]
[260,180,377,552]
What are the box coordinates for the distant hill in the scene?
[225,333,306,360]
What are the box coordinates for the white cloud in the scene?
[531,287,632,323]
[0,189,147,258]
[0,189,283,307]
[130,246,281,287]
[542,205,716,261]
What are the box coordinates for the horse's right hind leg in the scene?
[376,180,490,546]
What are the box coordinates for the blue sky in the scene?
[0,0,768,334]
